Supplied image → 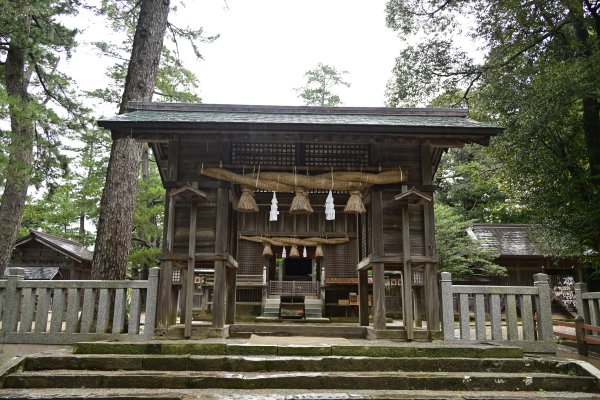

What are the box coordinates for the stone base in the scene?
[208,325,230,338]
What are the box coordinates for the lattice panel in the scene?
[305,144,369,167]
[231,142,296,165]
[236,240,263,275]
[324,241,356,278]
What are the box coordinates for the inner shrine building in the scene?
[98,102,500,338]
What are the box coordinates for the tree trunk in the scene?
[91,0,171,279]
[0,45,34,275]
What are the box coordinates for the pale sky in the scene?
[70,0,402,110]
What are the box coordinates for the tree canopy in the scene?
[295,63,350,106]
[0,0,87,272]
[386,0,600,263]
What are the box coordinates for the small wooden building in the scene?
[6,230,93,280]
[468,223,581,314]
[99,102,500,338]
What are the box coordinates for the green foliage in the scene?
[435,202,505,278]
[89,0,217,105]
[435,144,528,223]
[129,152,164,278]
[386,0,600,260]
[295,63,351,106]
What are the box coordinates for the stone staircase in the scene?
[2,340,600,399]
[261,297,280,318]
[260,297,326,321]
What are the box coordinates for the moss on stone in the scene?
[277,345,332,357]
[227,344,278,356]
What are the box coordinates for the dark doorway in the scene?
[284,258,312,281]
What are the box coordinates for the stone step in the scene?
[72,341,524,359]
[5,370,597,392]
[2,388,600,399]
[19,354,589,375]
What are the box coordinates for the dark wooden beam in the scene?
[370,190,386,331]
[421,142,440,330]
[212,187,230,329]
[167,139,179,182]
[184,202,197,338]
[358,269,369,326]
[401,193,414,340]
[158,252,238,268]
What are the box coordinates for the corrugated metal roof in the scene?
[467,224,537,256]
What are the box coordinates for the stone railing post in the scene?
[575,282,589,323]
[2,268,25,333]
[144,267,160,337]
[533,273,553,341]
[440,272,455,340]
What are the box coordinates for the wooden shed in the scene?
[98,102,501,338]
[6,230,93,280]
[467,223,581,315]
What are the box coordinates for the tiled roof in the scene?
[15,230,93,262]
[467,224,537,256]
[98,102,502,133]
[3,266,59,280]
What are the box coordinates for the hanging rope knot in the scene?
[344,190,366,214]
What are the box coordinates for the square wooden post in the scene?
[212,186,230,330]
[184,202,197,338]
[157,191,175,328]
[421,142,440,331]
[212,260,226,328]
[371,190,386,330]
[401,201,414,340]
[225,265,237,325]
[372,263,386,330]
[358,268,369,326]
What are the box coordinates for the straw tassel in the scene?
[236,186,259,212]
[315,244,324,258]
[289,188,313,214]
[262,242,273,257]
[344,191,367,214]
[269,191,279,221]
[289,245,300,258]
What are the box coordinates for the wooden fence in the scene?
[441,272,555,353]
[0,267,159,344]
[269,280,320,296]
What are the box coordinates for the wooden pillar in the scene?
[372,263,386,330]
[401,199,414,339]
[184,202,197,338]
[371,190,386,330]
[212,187,229,329]
[225,265,237,325]
[358,268,369,326]
[413,286,423,328]
[421,142,440,330]
[158,191,176,328]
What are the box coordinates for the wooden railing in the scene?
[269,280,320,296]
[441,272,555,353]
[553,318,600,356]
[0,267,159,344]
